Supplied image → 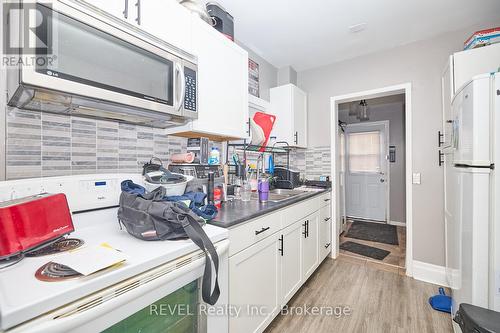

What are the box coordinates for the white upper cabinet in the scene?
[81,0,129,20]
[270,84,308,148]
[140,0,193,53]
[80,0,192,52]
[165,17,249,140]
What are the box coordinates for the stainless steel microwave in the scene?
[6,0,197,128]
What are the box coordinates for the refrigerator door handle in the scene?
[439,150,444,167]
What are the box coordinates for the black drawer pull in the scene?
[325,243,331,249]
[323,198,331,202]
[324,217,331,222]
[255,227,270,235]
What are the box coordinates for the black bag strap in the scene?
[169,207,220,305]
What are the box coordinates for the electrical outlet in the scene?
[412,173,421,185]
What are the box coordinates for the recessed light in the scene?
[349,23,367,33]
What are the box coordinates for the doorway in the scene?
[344,121,389,222]
[330,84,413,276]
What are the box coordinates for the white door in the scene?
[280,220,303,306]
[293,86,308,148]
[345,122,389,221]
[229,235,280,333]
[301,211,319,280]
[140,0,193,53]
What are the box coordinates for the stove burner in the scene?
[35,262,82,282]
[26,238,85,257]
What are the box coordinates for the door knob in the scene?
[380,179,385,183]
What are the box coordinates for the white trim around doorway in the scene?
[330,83,413,277]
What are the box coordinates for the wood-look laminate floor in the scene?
[340,220,406,271]
[265,256,453,333]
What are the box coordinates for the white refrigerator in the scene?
[445,72,500,318]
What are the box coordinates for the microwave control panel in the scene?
[184,67,197,112]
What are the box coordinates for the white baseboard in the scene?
[412,260,449,287]
[388,221,406,227]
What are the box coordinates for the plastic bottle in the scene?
[208,147,220,165]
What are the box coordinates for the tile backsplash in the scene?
[276,146,331,180]
[5,108,331,181]
[5,108,187,180]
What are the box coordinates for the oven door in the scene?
[9,240,229,333]
[15,1,187,116]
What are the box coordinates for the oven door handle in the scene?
[175,62,186,112]
[15,240,229,333]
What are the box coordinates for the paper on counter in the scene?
[52,245,128,276]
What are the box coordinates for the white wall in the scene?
[339,96,406,223]
[297,24,498,266]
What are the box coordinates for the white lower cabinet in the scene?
[229,233,281,333]
[301,211,319,280]
[279,220,303,306]
[228,193,331,333]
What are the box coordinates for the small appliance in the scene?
[274,166,301,189]
[206,2,234,41]
[0,193,74,260]
[168,164,223,179]
[187,137,210,164]
[7,1,197,128]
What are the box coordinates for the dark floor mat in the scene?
[340,241,391,260]
[345,221,399,245]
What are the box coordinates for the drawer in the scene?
[319,204,331,223]
[228,211,282,256]
[319,213,332,260]
[319,192,332,208]
[282,196,320,228]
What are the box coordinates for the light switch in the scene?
[412,173,421,185]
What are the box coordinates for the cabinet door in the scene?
[319,204,332,261]
[301,212,319,280]
[229,234,280,333]
[140,0,193,53]
[280,220,303,306]
[270,85,294,144]
[191,18,249,139]
[82,0,128,21]
[292,86,307,148]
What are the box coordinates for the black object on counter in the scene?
[454,303,500,333]
[304,180,332,189]
[207,172,215,204]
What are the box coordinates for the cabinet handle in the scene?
[255,227,270,235]
[324,217,331,222]
[438,131,444,147]
[278,235,284,256]
[246,118,250,136]
[135,0,141,25]
[439,150,444,167]
[123,0,129,19]
[302,221,307,238]
[306,220,309,238]
[294,131,298,145]
[323,198,331,202]
[325,243,331,249]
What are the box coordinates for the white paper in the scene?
[53,245,128,276]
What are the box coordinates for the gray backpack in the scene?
[117,186,220,305]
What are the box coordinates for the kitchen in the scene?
[0,1,500,332]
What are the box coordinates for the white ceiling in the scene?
[208,0,500,71]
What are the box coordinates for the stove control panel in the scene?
[0,174,144,213]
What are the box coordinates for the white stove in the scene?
[0,174,229,333]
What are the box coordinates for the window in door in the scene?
[348,131,381,173]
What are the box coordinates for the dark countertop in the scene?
[208,188,331,228]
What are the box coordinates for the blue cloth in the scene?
[121,180,147,196]
[429,287,452,313]
[121,180,218,220]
